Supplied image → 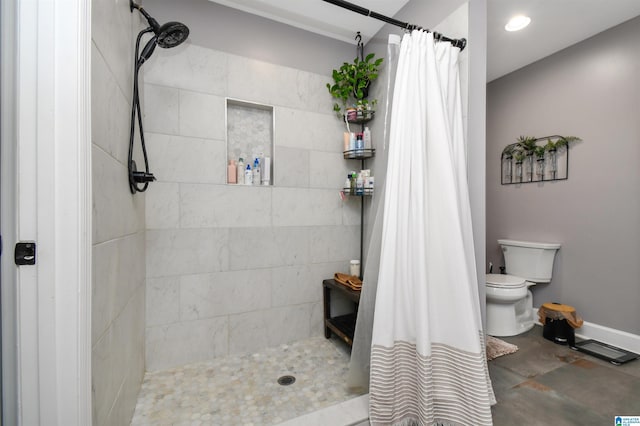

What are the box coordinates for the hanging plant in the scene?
[326,52,384,118]
[545,135,581,152]
[516,135,538,156]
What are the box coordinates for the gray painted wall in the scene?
[487,16,640,334]
[146,0,355,74]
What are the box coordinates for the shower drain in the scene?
[277,375,296,386]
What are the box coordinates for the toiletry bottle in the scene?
[363,127,372,150]
[252,158,261,185]
[349,172,356,195]
[367,176,374,193]
[344,175,351,192]
[245,163,253,185]
[356,133,364,156]
[237,158,245,185]
[350,260,360,277]
[356,172,364,195]
[349,132,356,153]
[343,132,350,153]
[227,160,237,184]
[262,157,271,185]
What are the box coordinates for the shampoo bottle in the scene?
[227,160,237,184]
[245,163,253,185]
[363,127,372,150]
[356,173,364,195]
[355,133,364,155]
[237,158,245,185]
[262,157,271,185]
[252,158,261,185]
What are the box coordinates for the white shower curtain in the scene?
[369,31,495,426]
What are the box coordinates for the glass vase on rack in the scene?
[547,148,557,180]
[525,153,534,182]
[536,158,545,180]
[514,152,524,183]
[502,154,513,184]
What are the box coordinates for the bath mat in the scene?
[486,335,518,361]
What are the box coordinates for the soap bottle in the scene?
[349,172,356,195]
[363,127,372,150]
[252,158,261,185]
[227,160,237,184]
[355,133,364,156]
[244,163,253,185]
[237,158,245,185]
[344,175,351,192]
[356,172,364,195]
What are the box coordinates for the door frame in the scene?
[1,0,92,424]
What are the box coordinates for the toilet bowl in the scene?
[486,239,560,337]
[486,274,533,336]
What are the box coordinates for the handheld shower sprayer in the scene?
[128,0,190,193]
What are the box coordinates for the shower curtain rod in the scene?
[321,0,466,50]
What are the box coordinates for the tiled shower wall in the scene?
[91,0,145,424]
[143,43,361,370]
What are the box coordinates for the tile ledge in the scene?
[277,394,368,426]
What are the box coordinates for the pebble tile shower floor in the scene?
[130,336,362,425]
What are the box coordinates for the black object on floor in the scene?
[543,318,575,347]
[572,339,640,365]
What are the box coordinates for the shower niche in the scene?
[225,98,274,185]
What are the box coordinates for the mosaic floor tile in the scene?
[131,336,363,425]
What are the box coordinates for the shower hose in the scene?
[128,28,156,194]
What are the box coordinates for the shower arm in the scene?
[130,0,161,34]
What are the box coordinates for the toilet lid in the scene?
[486,273,526,288]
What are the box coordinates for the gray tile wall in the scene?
[143,43,360,370]
[91,0,146,424]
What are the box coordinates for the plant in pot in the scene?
[326,52,384,122]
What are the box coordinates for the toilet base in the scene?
[486,289,535,337]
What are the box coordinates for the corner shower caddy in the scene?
[501,135,570,185]
[323,113,374,347]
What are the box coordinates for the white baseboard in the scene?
[535,307,640,354]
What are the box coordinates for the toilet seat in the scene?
[486,273,526,289]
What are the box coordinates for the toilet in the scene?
[486,239,561,337]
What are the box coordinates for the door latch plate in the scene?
[15,241,36,265]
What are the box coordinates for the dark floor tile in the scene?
[488,363,528,402]
[491,384,609,426]
[535,360,640,419]
[490,333,583,379]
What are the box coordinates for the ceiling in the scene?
[208,0,640,81]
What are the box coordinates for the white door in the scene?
[1,0,92,424]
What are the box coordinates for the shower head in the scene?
[130,1,190,50]
[156,22,190,48]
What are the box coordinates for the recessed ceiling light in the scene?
[505,15,531,32]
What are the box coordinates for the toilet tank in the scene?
[498,239,561,283]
